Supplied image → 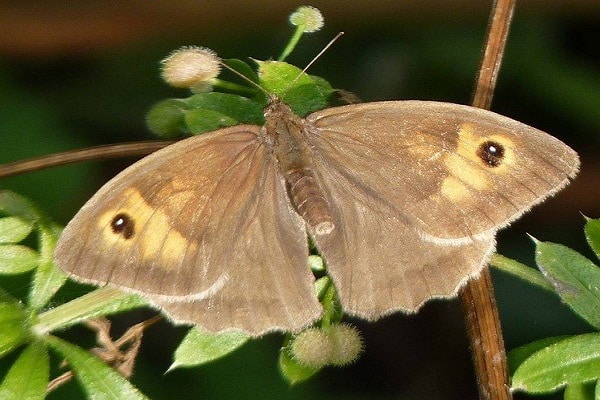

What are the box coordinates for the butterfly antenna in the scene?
[298,31,344,78]
[219,31,344,98]
[219,60,271,97]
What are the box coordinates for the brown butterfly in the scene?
[54,97,579,335]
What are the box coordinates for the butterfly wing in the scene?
[305,101,578,318]
[55,126,322,335]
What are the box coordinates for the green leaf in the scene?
[257,60,328,116]
[28,225,66,310]
[170,327,249,370]
[145,99,189,138]
[183,109,238,134]
[0,217,34,243]
[584,217,600,261]
[508,335,570,375]
[534,240,600,329]
[564,382,595,400]
[184,92,264,132]
[0,244,40,274]
[45,335,148,400]
[308,255,324,273]
[222,58,260,83]
[278,342,319,385]
[0,341,49,400]
[0,191,42,223]
[512,333,600,394]
[489,253,554,292]
[308,74,334,99]
[0,292,31,357]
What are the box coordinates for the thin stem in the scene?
[278,26,304,61]
[34,287,146,334]
[460,0,516,399]
[0,141,172,178]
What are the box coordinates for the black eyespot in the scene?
[477,140,505,167]
[110,213,135,239]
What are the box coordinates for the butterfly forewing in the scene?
[55,126,322,334]
[307,101,578,239]
[305,101,578,317]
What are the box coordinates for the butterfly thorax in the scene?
[263,97,335,235]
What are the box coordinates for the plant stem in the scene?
[34,287,145,335]
[278,26,303,62]
[0,142,172,178]
[461,0,516,399]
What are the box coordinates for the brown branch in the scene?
[460,0,515,399]
[0,141,173,178]
[46,316,162,394]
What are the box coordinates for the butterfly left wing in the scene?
[55,126,322,335]
[304,101,578,318]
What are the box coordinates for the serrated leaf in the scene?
[508,335,570,374]
[512,333,600,394]
[0,217,34,244]
[45,335,148,400]
[0,244,40,274]
[0,295,31,357]
[0,191,42,223]
[28,226,66,310]
[145,99,189,138]
[0,341,49,400]
[564,382,595,400]
[535,240,600,329]
[278,344,319,385]
[170,327,249,370]
[257,60,327,116]
[584,217,600,261]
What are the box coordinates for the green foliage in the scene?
[170,327,250,370]
[496,217,600,399]
[0,341,49,400]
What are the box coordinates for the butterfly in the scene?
[54,95,579,335]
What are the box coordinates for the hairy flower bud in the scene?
[289,6,324,33]
[160,46,221,89]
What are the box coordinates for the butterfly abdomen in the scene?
[264,98,335,235]
[285,166,334,235]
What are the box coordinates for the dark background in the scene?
[1,1,599,399]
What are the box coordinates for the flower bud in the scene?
[160,46,221,89]
[327,323,363,366]
[289,6,324,33]
[290,328,332,369]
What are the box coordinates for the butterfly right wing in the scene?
[55,126,322,335]
[304,101,577,319]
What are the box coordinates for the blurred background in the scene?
[0,1,598,399]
